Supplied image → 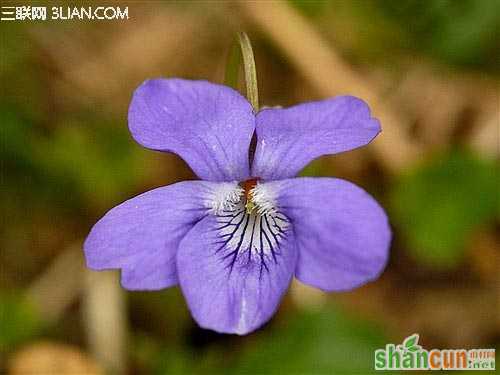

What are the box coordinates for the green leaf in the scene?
[391,149,499,268]
[404,334,418,349]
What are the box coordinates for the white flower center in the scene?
[206,181,289,261]
[206,182,244,215]
[250,182,278,215]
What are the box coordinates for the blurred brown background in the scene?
[1,1,499,374]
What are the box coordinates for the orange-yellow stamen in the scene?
[240,178,260,214]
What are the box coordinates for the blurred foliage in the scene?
[1,1,499,373]
[299,158,333,177]
[230,307,389,374]
[0,292,43,352]
[1,106,150,213]
[289,0,329,16]
[129,288,192,343]
[34,118,150,211]
[391,149,499,267]
[375,0,500,71]
[291,0,500,72]
[151,305,391,375]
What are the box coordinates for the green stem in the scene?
[225,32,259,113]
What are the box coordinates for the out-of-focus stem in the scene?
[83,270,128,374]
[25,242,84,322]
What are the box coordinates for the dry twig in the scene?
[83,270,128,374]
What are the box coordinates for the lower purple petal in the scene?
[273,177,391,291]
[176,214,297,335]
[84,181,209,290]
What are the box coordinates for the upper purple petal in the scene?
[84,181,209,290]
[271,177,391,291]
[251,96,380,180]
[176,214,297,335]
[128,79,255,181]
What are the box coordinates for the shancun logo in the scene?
[374,334,495,371]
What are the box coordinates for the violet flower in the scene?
[84,78,391,335]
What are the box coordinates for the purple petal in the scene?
[272,177,391,291]
[84,181,209,290]
[252,96,380,179]
[129,79,255,181]
[176,214,297,335]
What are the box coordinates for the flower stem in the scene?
[237,32,259,112]
[225,32,259,167]
[225,32,259,113]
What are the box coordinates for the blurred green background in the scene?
[1,1,498,374]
